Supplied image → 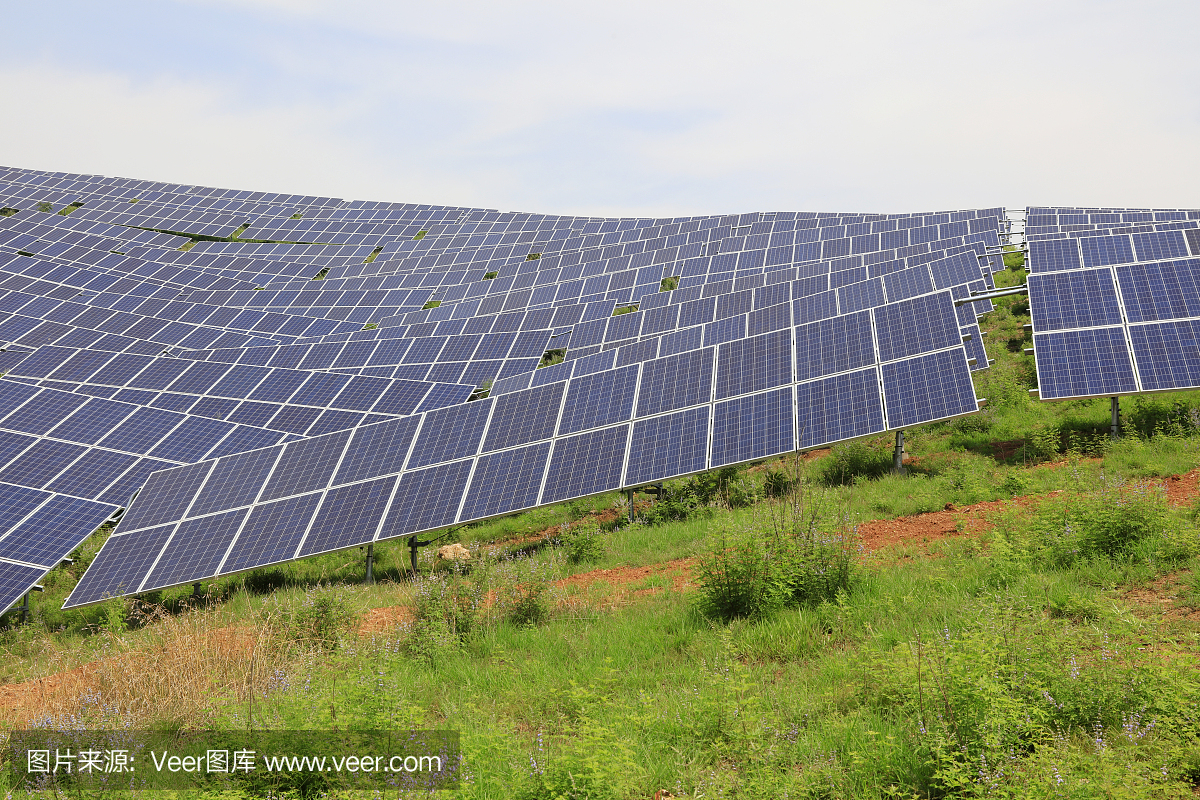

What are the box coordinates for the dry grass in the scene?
[3,604,296,729]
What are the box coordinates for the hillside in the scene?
[3,264,1200,799]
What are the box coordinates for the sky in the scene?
[1,1,1197,218]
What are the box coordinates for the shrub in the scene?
[1023,424,1061,463]
[697,465,859,620]
[1125,395,1200,438]
[819,440,890,486]
[502,582,551,627]
[284,586,354,650]
[562,519,605,565]
[639,478,719,525]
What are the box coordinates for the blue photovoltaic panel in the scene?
[873,293,961,362]
[882,349,978,428]
[187,447,283,518]
[1028,269,1123,332]
[0,496,115,567]
[794,311,875,382]
[635,349,712,418]
[258,428,353,502]
[1131,231,1189,263]
[711,388,794,468]
[481,382,564,452]
[795,369,885,448]
[0,439,86,489]
[1114,259,1200,323]
[883,266,934,302]
[558,365,638,435]
[1079,235,1135,269]
[298,476,398,556]
[220,492,322,574]
[1028,239,1083,273]
[378,459,474,538]
[62,524,177,607]
[116,460,214,533]
[98,407,185,453]
[1128,320,1200,392]
[460,441,552,519]
[838,278,885,314]
[0,560,49,616]
[47,398,136,445]
[334,416,422,485]
[625,406,709,486]
[1033,327,1138,400]
[715,329,792,400]
[406,397,492,469]
[0,390,87,435]
[140,508,249,591]
[541,425,629,504]
[0,485,52,538]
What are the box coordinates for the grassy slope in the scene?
[3,258,1200,798]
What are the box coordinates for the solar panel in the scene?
[0,165,1009,608]
[1033,327,1138,400]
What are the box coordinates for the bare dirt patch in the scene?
[855,499,1007,553]
[1121,570,1200,623]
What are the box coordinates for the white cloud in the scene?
[2,1,1199,215]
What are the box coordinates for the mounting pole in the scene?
[626,488,636,524]
[192,582,202,602]
[365,543,374,584]
[21,592,29,625]
[1110,397,1120,440]
[893,430,906,474]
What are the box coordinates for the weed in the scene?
[274,585,355,651]
[820,439,891,485]
[1024,423,1062,463]
[697,463,859,619]
[562,519,606,565]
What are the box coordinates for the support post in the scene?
[1111,396,1120,440]
[409,537,419,577]
[21,592,29,625]
[365,542,374,584]
[192,582,202,603]
[626,488,636,524]
[893,430,906,474]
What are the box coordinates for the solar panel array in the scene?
[0,164,1012,614]
[1025,208,1200,401]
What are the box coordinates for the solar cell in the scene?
[541,425,629,504]
[558,365,638,435]
[460,441,552,519]
[881,348,980,428]
[873,293,961,362]
[711,388,794,468]
[715,329,792,400]
[140,508,249,592]
[0,559,49,616]
[625,406,710,486]
[258,428,353,502]
[795,368,885,448]
[298,476,398,556]
[482,382,564,452]
[378,459,474,537]
[62,523,176,607]
[1028,269,1123,332]
[1114,259,1200,323]
[406,397,492,469]
[1033,327,1139,399]
[1128,320,1200,392]
[219,492,322,574]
